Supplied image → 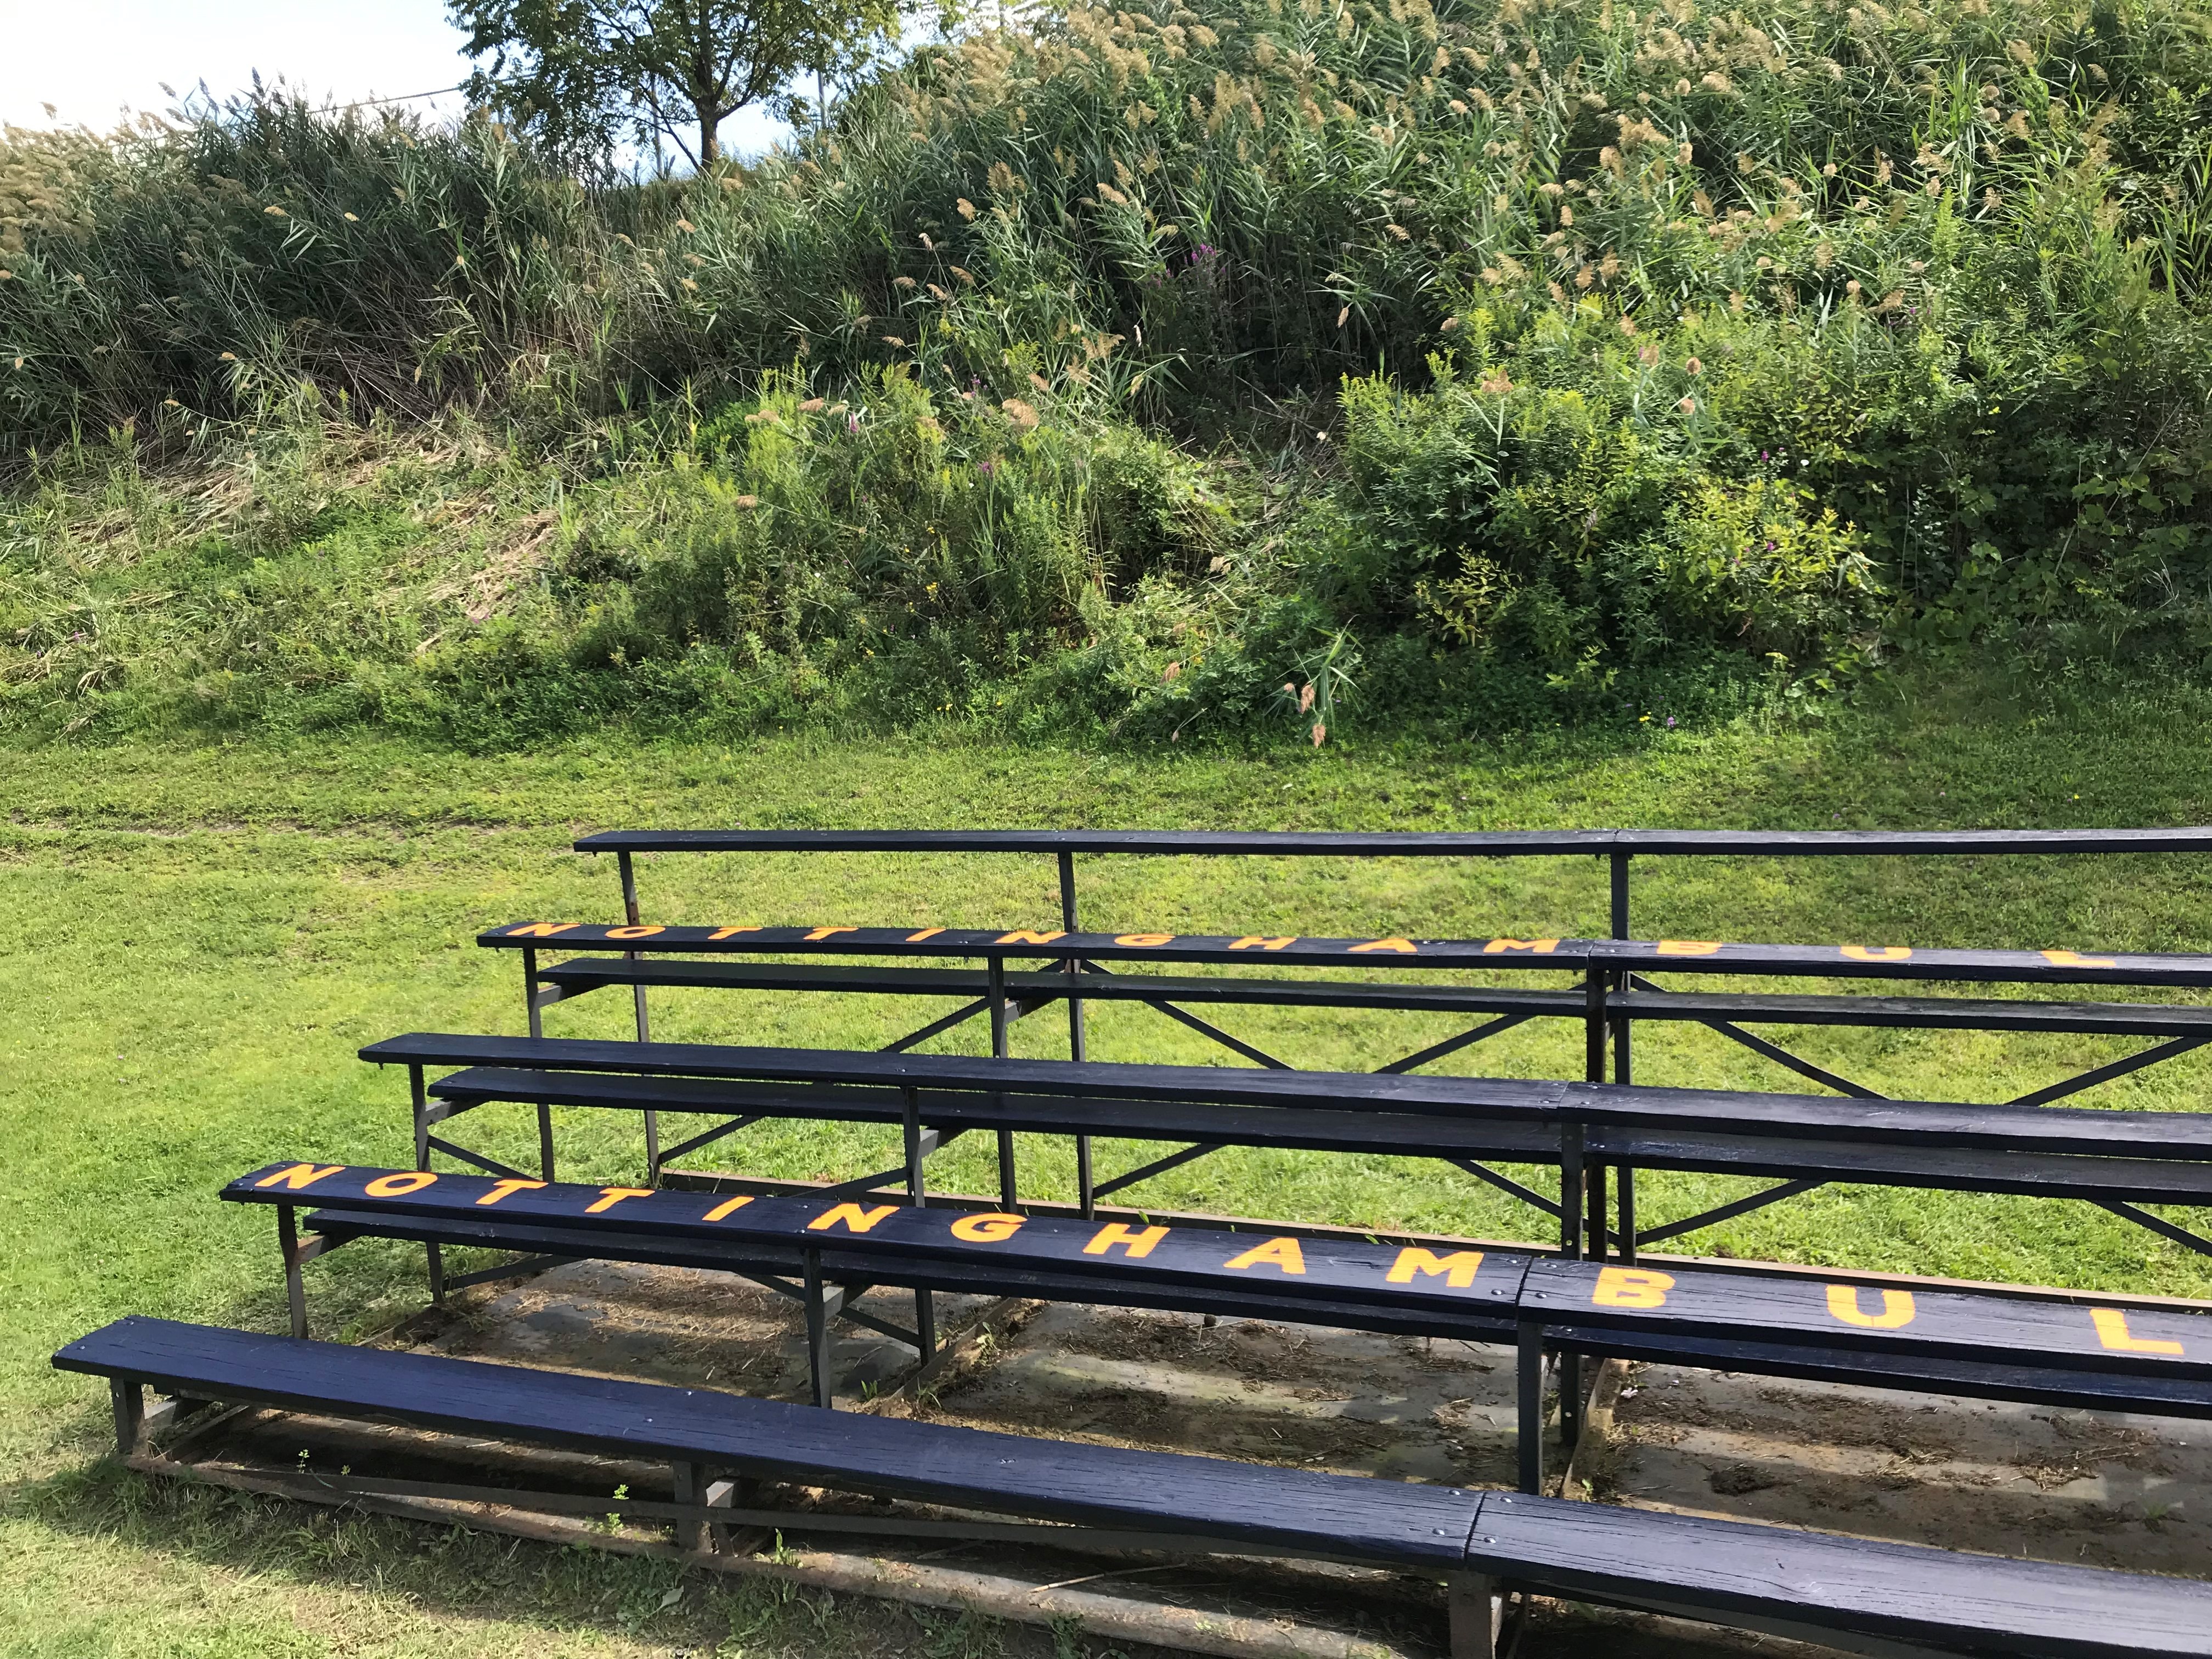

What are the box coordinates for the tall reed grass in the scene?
[3,0,2211,742]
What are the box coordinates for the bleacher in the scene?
[53,825,2212,1657]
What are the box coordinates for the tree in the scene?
[451,0,901,171]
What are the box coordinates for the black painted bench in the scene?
[56,1316,2212,1658]
[225,1161,2212,1495]
[363,1032,2212,1271]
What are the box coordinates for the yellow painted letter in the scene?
[1592,1267,1675,1308]
[1386,1248,1486,1288]
[364,1171,438,1197]
[505,922,580,938]
[1224,1236,1306,1274]
[2092,1308,2184,1356]
[1230,936,1297,951]
[2042,949,2118,968]
[804,926,859,942]
[703,1195,755,1222]
[809,1203,899,1233]
[1349,937,1418,955]
[906,927,946,942]
[606,924,664,940]
[586,1187,653,1214]
[1483,938,1561,955]
[1115,933,1176,947]
[996,930,1067,945]
[707,926,762,941]
[1657,940,1724,957]
[1827,1285,1916,1329]
[477,1179,548,1206]
[1084,1222,1169,1258]
[255,1163,345,1191]
[1841,945,1912,962]
[951,1212,1026,1243]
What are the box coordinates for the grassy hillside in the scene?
[5,0,2212,746]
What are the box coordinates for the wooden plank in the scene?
[364,1033,2212,1157]
[231,1165,2212,1386]
[482,922,1600,972]
[426,1066,2212,1205]
[1521,1257,2212,1381]
[425,1066,1571,1161]
[1466,1491,2212,1657]
[1611,990,2212,1037]
[230,1164,1532,1322]
[483,921,2212,989]
[1582,1125,2212,1204]
[52,1318,1485,1566]
[1540,1323,2212,1420]
[304,1207,1521,1342]
[535,957,1585,1019]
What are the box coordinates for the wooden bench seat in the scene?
[227,1165,2212,1452]
[366,1032,2212,1160]
[532,954,1584,1019]
[482,918,2212,989]
[530,954,2212,1040]
[55,1316,2212,1657]
[421,1063,2212,1207]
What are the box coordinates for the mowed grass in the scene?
[8,679,2212,1654]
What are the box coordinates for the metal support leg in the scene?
[1059,850,1094,1219]
[903,1087,936,1360]
[524,947,557,1181]
[1583,964,1607,1090]
[803,1250,833,1409]
[1587,1161,1609,1264]
[988,954,1015,1207]
[1556,1121,1584,1455]
[1448,1572,1502,1659]
[410,1063,445,1301]
[1618,1164,1637,1266]
[278,1203,308,1340]
[1516,1323,1544,1494]
[672,1460,706,1551]
[619,850,659,1183]
[1558,1125,1584,1259]
[1610,849,1635,1265]
[111,1378,145,1457]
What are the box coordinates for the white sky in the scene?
[0,0,788,158]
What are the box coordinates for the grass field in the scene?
[9,678,2212,1655]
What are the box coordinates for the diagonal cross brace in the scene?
[2012,1033,2212,1107]
[1140,999,1292,1070]
[1633,1177,1829,1246]
[1444,1156,1566,1221]
[1378,1013,1534,1076]
[1092,1141,1227,1201]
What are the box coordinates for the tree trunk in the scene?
[695,94,719,166]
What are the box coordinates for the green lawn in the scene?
[8,681,2212,1655]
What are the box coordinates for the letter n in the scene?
[810,1203,898,1234]
[255,1163,344,1191]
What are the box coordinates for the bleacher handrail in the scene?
[574,826,2212,857]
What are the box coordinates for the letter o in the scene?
[364,1171,439,1197]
